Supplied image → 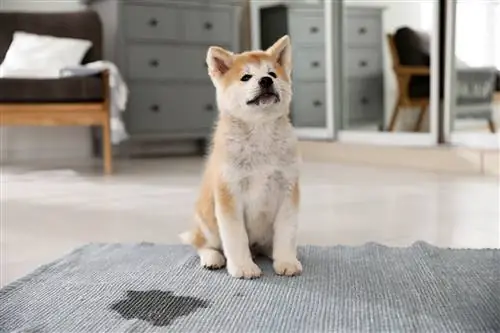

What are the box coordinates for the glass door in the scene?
[444,0,500,149]
[251,0,334,140]
[333,0,440,146]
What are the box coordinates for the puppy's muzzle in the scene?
[258,77,273,89]
[247,77,280,106]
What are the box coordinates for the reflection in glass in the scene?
[342,6,385,132]
[341,2,434,133]
[259,4,327,129]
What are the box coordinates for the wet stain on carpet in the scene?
[110,290,209,327]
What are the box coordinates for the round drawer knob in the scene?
[313,100,322,107]
[205,104,214,112]
[149,59,159,67]
[149,18,158,27]
[150,104,160,112]
[310,26,319,34]
[359,60,367,67]
[311,61,320,68]
[204,22,213,30]
[358,27,367,35]
[361,97,369,105]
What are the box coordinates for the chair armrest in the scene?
[395,66,430,75]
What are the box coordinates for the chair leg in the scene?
[102,117,113,175]
[414,104,428,132]
[487,118,496,133]
[388,100,401,132]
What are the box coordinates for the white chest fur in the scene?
[220,118,300,246]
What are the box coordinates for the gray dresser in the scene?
[91,0,241,146]
[260,4,384,129]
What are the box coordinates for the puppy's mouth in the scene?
[246,91,280,106]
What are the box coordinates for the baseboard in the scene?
[298,141,499,176]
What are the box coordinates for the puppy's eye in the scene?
[240,74,252,82]
[268,72,277,78]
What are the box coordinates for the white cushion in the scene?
[0,31,92,78]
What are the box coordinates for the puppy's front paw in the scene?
[273,258,302,276]
[227,261,262,279]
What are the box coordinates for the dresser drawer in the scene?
[289,12,324,45]
[127,45,210,81]
[127,84,217,134]
[127,45,179,80]
[124,5,180,41]
[177,46,213,80]
[182,8,233,44]
[292,82,326,128]
[345,15,381,47]
[346,48,382,77]
[293,47,325,80]
[346,77,383,123]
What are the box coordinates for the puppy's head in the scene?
[206,35,292,121]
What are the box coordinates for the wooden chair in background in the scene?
[386,34,430,132]
[0,71,113,174]
[0,11,113,174]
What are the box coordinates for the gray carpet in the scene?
[0,242,499,333]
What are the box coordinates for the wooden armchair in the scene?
[387,33,430,132]
[0,72,112,174]
[0,11,112,174]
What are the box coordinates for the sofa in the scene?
[0,10,113,173]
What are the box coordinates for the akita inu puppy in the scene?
[180,35,301,279]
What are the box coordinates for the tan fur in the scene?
[216,181,235,217]
[188,152,219,249]
[186,120,240,249]
[218,51,290,89]
[292,181,300,209]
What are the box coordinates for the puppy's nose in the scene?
[258,76,273,89]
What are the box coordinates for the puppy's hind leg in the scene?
[179,225,226,270]
[199,248,226,270]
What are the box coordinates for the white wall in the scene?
[456,1,497,68]
[496,4,500,70]
[0,0,91,163]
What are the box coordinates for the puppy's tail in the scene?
[179,227,206,249]
[179,230,195,245]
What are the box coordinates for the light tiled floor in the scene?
[1,157,499,287]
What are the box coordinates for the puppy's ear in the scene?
[266,35,292,74]
[206,46,234,78]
